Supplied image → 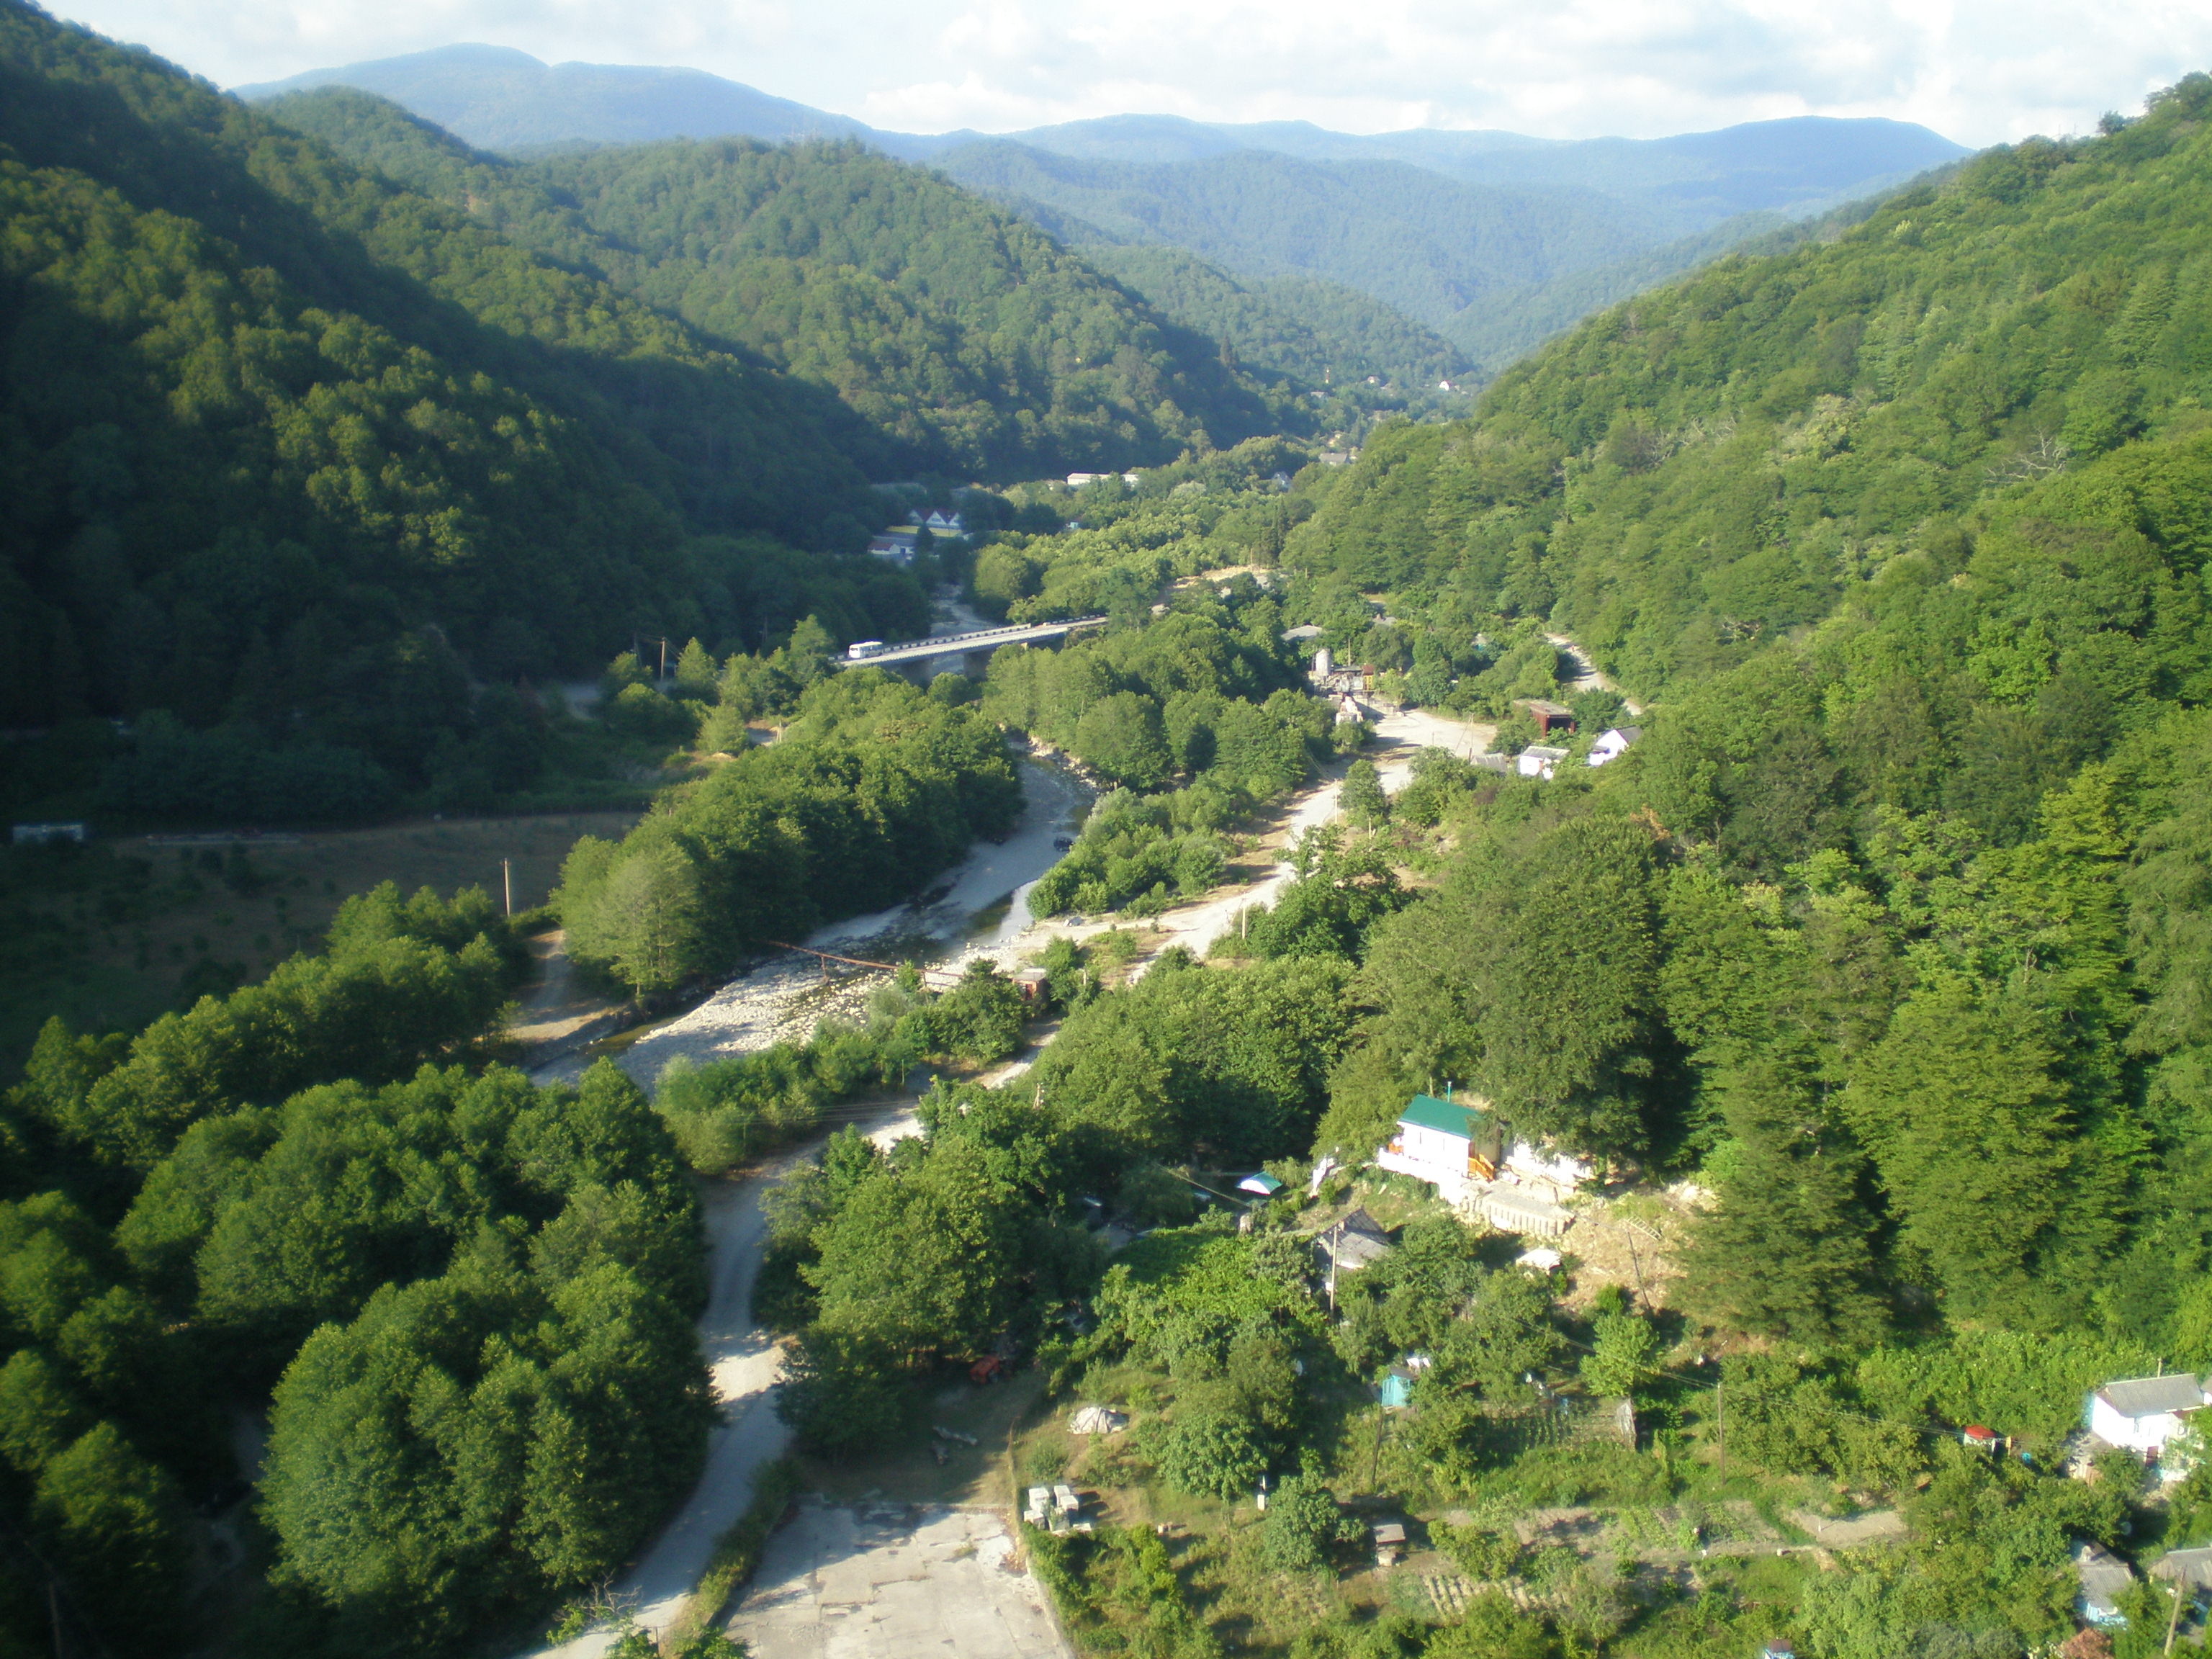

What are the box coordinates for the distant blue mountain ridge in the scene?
[235,44,1970,220]
[238,45,1973,377]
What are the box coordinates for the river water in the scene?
[532,750,1093,1090]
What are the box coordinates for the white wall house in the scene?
[1587,727,1643,767]
[1375,1095,1587,1238]
[1517,745,1568,780]
[2086,1373,2211,1455]
[1377,1094,1485,1203]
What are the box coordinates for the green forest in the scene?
[0,0,935,824]
[0,879,716,1656]
[17,0,2212,1653]
[261,88,1308,480]
[1076,243,1472,392]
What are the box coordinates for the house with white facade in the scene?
[1374,1094,1588,1238]
[2085,1372,2211,1455]
[1377,1094,1492,1202]
[1517,745,1568,780]
[922,509,966,536]
[1587,727,1643,767]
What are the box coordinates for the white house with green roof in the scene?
[1376,1093,1589,1237]
[1377,1093,1491,1200]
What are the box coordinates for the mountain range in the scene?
[238,45,1972,376]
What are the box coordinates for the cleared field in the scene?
[1,811,638,1070]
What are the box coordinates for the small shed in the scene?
[1236,1172,1284,1198]
[1511,698,1578,735]
[1316,1209,1393,1277]
[1012,966,1051,1004]
[1516,745,1569,780]
[2074,1539,2134,1628]
[2086,1373,2208,1455]
[1372,1521,1407,1568]
[1378,1366,1417,1408]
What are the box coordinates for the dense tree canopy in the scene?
[264,88,1305,479]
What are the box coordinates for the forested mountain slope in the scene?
[266,89,1296,477]
[932,142,1662,331]
[1282,75,2212,1346]
[238,41,874,151]
[1077,243,1470,390]
[1292,82,2212,703]
[0,1,915,770]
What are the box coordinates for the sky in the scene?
[47,0,2212,145]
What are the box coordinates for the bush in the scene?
[1259,1470,1359,1572]
[1156,1407,1267,1499]
[603,683,698,742]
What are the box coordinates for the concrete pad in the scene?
[729,1498,1070,1659]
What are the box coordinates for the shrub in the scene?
[1156,1407,1267,1499]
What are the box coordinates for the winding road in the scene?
[523,695,1498,1657]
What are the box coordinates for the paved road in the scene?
[833,616,1105,669]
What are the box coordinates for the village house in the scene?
[1516,745,1569,780]
[1375,1093,1588,1238]
[1314,1208,1393,1280]
[1586,726,1642,766]
[2085,1372,2211,1457]
[921,508,966,536]
[868,526,920,565]
[2073,1539,2133,1629]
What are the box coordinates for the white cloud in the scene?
[50,0,2212,144]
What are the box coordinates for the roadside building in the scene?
[1510,698,1578,735]
[868,531,919,565]
[2085,1373,2211,1456]
[1587,726,1642,767]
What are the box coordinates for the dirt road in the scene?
[534,1100,923,1659]
[1546,634,1644,716]
[523,701,1494,1655]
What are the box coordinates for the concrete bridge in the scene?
[835,616,1107,678]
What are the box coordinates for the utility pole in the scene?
[1716,1380,1726,1484]
[2165,1575,2185,1655]
[502,858,512,918]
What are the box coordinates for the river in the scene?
[530,750,1094,1092]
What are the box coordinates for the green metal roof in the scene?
[1398,1094,1477,1139]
